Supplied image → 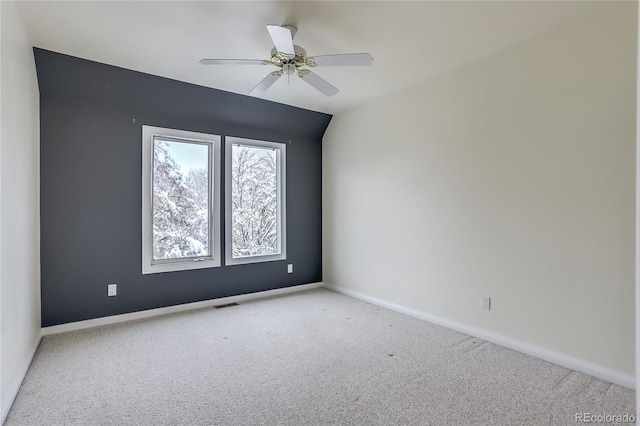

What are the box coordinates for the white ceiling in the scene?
[16,1,607,115]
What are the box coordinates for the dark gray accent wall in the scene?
[35,48,330,327]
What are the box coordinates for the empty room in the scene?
[1,1,638,425]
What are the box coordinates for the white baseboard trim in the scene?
[42,282,323,336]
[324,284,635,390]
[1,335,42,425]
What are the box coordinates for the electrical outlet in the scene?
[481,296,491,310]
[287,264,293,274]
[108,284,117,297]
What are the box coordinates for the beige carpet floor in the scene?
[5,288,635,425]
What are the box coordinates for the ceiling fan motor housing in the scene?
[270,45,308,69]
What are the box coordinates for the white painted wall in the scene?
[636,0,640,412]
[324,3,636,378]
[0,1,41,421]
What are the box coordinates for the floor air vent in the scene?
[214,303,239,309]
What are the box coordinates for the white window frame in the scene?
[225,136,286,265]
[142,125,221,274]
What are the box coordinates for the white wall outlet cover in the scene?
[287,264,293,273]
[108,284,117,296]
[482,296,491,310]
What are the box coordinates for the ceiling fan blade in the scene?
[249,71,283,96]
[298,70,339,97]
[266,25,295,55]
[307,53,374,67]
[200,59,268,65]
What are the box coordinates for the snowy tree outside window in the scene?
[152,138,210,260]
[226,137,286,265]
[231,145,278,257]
[142,126,220,274]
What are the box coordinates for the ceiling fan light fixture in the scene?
[283,63,296,75]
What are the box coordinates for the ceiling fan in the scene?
[200,25,373,97]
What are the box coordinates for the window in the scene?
[142,126,221,274]
[225,137,286,265]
